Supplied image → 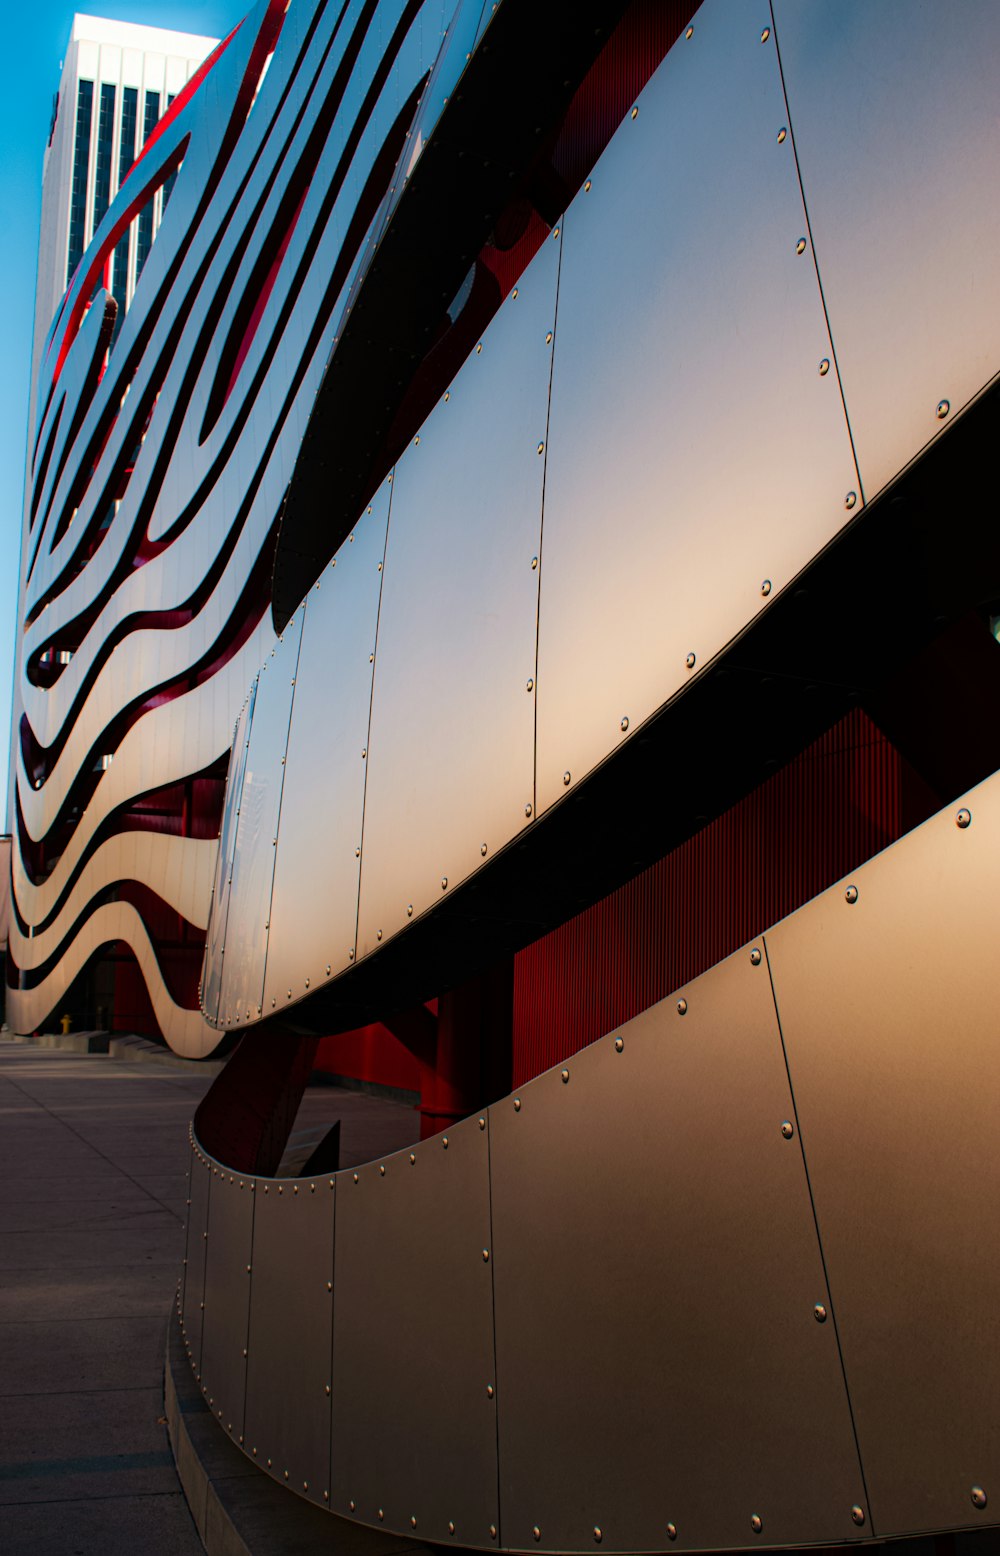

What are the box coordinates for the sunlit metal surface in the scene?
[765,776,1000,1537]
[199,1165,255,1443]
[772,0,1000,502]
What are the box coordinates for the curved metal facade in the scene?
[10,0,1000,1546]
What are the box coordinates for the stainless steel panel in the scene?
[357,234,558,955]
[200,1165,255,1446]
[535,0,858,816]
[180,1142,211,1374]
[330,1113,498,1545]
[489,947,866,1554]
[772,0,1000,501]
[243,1175,336,1505]
[218,612,303,1029]
[765,771,1000,1538]
[264,483,391,1007]
[202,689,255,1025]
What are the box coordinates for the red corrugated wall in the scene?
[512,709,938,1086]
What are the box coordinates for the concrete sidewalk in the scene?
[0,1037,216,1554]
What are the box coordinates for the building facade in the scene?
[8,0,1000,1548]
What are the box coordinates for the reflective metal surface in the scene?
[263,483,391,1005]
[199,1166,255,1446]
[356,240,558,957]
[489,948,866,1552]
[772,0,1000,501]
[765,771,1000,1538]
[203,690,255,1027]
[534,0,857,815]
[180,1145,211,1377]
[219,613,303,1030]
[330,1113,499,1544]
[243,1174,335,1505]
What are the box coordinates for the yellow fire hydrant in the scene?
[60,1014,72,1035]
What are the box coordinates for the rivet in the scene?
[814,1303,828,1322]
[411,1516,417,1528]
[685,24,693,38]
[349,948,355,959]
[685,651,696,669]
[303,1481,309,1491]
[545,332,553,345]
[414,436,420,445]
[490,1526,497,1540]
[476,343,483,354]
[552,226,560,238]
[514,1098,521,1112]
[537,442,545,455]
[561,1069,569,1083]
[377,930,382,941]
[751,1514,763,1533]
[407,903,414,916]
[526,678,534,692]
[531,555,539,570]
[956,807,972,828]
[781,1121,794,1139]
[584,178,592,191]
[410,1153,416,1163]
[267,1458,272,1468]
[620,716,629,732]
[936,399,950,419]
[350,1499,356,1512]
[482,1248,490,1262]
[845,884,858,904]
[370,653,374,663]
[355,846,361,857]
[449,1521,456,1535]
[444,391,450,401]
[630,105,638,119]
[480,843,488,856]
[287,989,291,998]
[776,126,786,143]
[443,1136,449,1149]
[479,1116,486,1129]
[326,964,331,975]
[353,1173,359,1183]
[819,358,830,376]
[533,1527,541,1542]
[378,1509,384,1521]
[487,1384,495,1398]
[379,1164,385,1176]
[750,947,762,966]
[666,1525,677,1541]
[593,1529,602,1544]
[512,287,518,298]
[760,26,770,41]
[677,998,688,1015]
[563,771,571,785]
[362,747,367,758]
[614,1036,624,1052]
[845,491,858,510]
[525,803,533,817]
[761,578,772,596]
[852,1505,866,1525]
[441,876,448,889]
[972,1487,988,1509]
[305,977,310,987]
[324,1492,329,1502]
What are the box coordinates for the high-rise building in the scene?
[29,15,218,434]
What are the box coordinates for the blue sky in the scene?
[0,3,237,826]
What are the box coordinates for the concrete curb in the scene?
[164,1311,429,1556]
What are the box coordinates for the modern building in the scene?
[7,0,1000,1550]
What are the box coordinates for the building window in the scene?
[134,91,161,285]
[111,87,138,341]
[66,79,94,287]
[91,82,116,234]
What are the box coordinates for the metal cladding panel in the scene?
[264,485,391,1009]
[243,1176,336,1505]
[218,612,303,1029]
[356,237,558,956]
[535,0,858,815]
[765,774,1000,1539]
[200,1167,255,1446]
[330,1114,498,1546]
[772,0,1000,501]
[202,689,254,1025]
[489,949,867,1554]
[181,1143,211,1371]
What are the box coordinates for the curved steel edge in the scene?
[182,767,1000,1552]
